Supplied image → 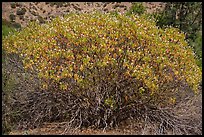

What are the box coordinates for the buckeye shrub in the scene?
[3,12,201,109]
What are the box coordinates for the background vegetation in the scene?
[127,2,202,69]
[2,19,19,134]
[152,2,202,68]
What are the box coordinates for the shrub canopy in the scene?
[3,12,201,96]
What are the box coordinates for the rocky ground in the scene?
[2,2,165,27]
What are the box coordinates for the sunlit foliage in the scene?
[3,12,201,99]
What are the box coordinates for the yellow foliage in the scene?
[2,12,202,95]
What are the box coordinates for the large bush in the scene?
[3,12,202,130]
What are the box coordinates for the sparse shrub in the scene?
[9,13,16,22]
[10,3,17,8]
[103,3,107,7]
[2,54,21,134]
[19,15,24,20]
[113,4,118,9]
[15,2,21,7]
[12,22,21,29]
[87,2,91,6]
[73,5,82,11]
[2,19,33,134]
[2,71,14,135]
[2,72,17,94]
[2,46,40,133]
[3,12,202,131]
[64,3,70,7]
[2,19,19,37]
[30,18,36,22]
[126,2,146,16]
[16,7,26,15]
[37,15,45,24]
[104,8,108,12]
[30,10,38,16]
[49,2,65,7]
[96,3,100,7]
[113,3,126,9]
[31,5,38,11]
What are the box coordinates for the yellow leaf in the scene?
[80,65,84,71]
[74,74,78,80]
[170,97,176,104]
[113,53,117,58]
[139,87,145,94]
[42,83,48,89]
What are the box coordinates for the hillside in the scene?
[2,2,165,27]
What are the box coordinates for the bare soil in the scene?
[8,120,157,135]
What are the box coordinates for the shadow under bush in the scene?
[7,81,202,135]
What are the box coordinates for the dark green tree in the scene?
[153,2,202,68]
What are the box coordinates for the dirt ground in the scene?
[8,120,154,135]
